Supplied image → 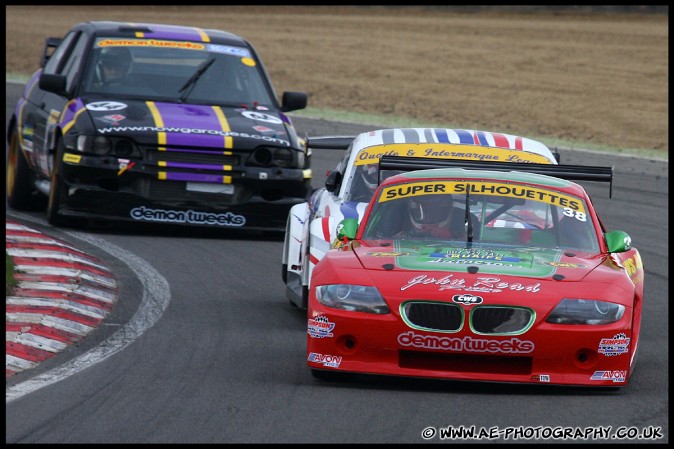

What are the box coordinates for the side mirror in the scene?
[39,73,68,97]
[336,218,359,241]
[325,170,342,193]
[605,230,632,253]
[280,91,308,112]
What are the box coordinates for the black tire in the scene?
[46,138,71,227]
[6,126,46,210]
[300,285,308,310]
[282,215,291,284]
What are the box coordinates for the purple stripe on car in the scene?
[152,103,225,147]
[162,172,227,183]
[60,98,86,126]
[141,24,207,42]
[162,162,229,171]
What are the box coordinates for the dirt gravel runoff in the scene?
[5,5,668,157]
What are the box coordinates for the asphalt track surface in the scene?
[5,81,669,443]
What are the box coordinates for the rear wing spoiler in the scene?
[304,136,561,162]
[378,155,614,198]
[305,135,355,150]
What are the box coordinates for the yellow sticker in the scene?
[63,153,81,164]
[380,181,585,212]
[48,109,61,124]
[623,252,643,278]
[97,39,205,50]
[354,143,552,166]
[241,57,256,67]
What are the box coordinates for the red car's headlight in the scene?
[315,284,390,314]
[546,298,625,325]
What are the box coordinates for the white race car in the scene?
[281,127,560,308]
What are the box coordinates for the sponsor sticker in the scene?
[380,181,585,213]
[598,333,630,356]
[366,252,410,257]
[96,114,126,125]
[86,101,128,111]
[401,274,541,294]
[398,331,535,354]
[253,125,275,134]
[590,370,627,383]
[130,206,245,227]
[354,143,553,166]
[117,158,135,176]
[307,315,335,339]
[452,294,483,305]
[430,249,520,262]
[307,352,342,368]
[542,261,585,268]
[531,374,551,382]
[241,110,282,124]
[98,38,205,51]
[206,44,250,57]
[63,153,82,164]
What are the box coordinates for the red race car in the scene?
[307,156,644,388]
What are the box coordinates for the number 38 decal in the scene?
[563,207,587,222]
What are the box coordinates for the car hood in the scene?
[75,97,297,150]
[353,240,604,281]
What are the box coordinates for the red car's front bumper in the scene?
[307,305,635,387]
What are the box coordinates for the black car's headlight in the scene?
[76,135,139,157]
[546,298,625,325]
[77,135,112,155]
[315,284,390,314]
[248,146,296,168]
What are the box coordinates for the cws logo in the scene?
[452,294,483,305]
[307,352,342,368]
[591,370,627,383]
[307,315,335,338]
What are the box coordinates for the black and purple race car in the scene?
[7,21,310,231]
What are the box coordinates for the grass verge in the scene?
[6,252,18,297]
